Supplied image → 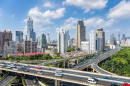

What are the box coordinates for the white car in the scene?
[55,69,62,77]
[33,79,38,83]
[88,77,97,84]
[13,68,18,70]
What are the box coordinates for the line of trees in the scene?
[99,47,130,77]
[1,54,53,61]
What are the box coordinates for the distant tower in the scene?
[122,34,125,41]
[109,33,114,45]
[75,20,86,50]
[96,28,105,51]
[89,30,98,54]
[27,16,36,41]
[57,29,68,53]
[15,31,23,42]
[118,33,120,41]
[46,33,50,44]
[67,30,70,40]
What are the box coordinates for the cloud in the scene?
[43,2,55,8]
[105,28,120,33]
[43,8,65,19]
[90,11,95,15]
[107,0,130,20]
[24,7,66,34]
[84,17,115,27]
[56,17,114,32]
[56,17,78,32]
[63,0,108,13]
[56,16,116,33]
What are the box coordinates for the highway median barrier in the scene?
[36,77,50,86]
[0,72,9,81]
[21,77,26,86]
[5,76,17,86]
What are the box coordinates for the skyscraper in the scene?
[89,30,97,54]
[0,30,12,49]
[24,38,37,54]
[25,35,27,41]
[109,33,114,45]
[27,16,36,41]
[15,31,23,42]
[96,28,105,51]
[46,33,50,44]
[67,30,70,40]
[122,34,125,41]
[37,33,47,49]
[75,20,86,50]
[118,33,120,41]
[4,41,17,57]
[57,29,68,53]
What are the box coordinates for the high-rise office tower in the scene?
[89,30,97,54]
[25,35,27,41]
[24,38,37,54]
[118,33,120,41]
[15,31,23,42]
[75,20,86,50]
[96,28,105,51]
[67,30,70,40]
[57,29,68,53]
[4,41,17,57]
[122,34,125,41]
[46,33,50,44]
[27,16,36,41]
[109,33,114,45]
[0,30,12,49]
[37,33,47,49]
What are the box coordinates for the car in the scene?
[37,67,41,69]
[14,63,20,66]
[6,66,11,69]
[33,79,38,83]
[111,83,119,86]
[37,71,43,74]
[77,67,80,69]
[1,62,5,64]
[9,63,13,65]
[102,77,109,79]
[123,82,130,86]
[2,64,7,67]
[13,67,18,70]
[88,77,97,84]
[22,67,29,72]
[55,69,62,77]
[24,64,29,66]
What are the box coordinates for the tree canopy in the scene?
[99,47,130,77]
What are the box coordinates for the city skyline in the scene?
[0,0,130,41]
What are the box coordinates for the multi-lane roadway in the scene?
[0,57,130,86]
[0,72,16,86]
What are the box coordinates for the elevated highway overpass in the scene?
[0,58,130,86]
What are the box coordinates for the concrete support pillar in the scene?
[77,59,78,64]
[93,69,95,72]
[57,64,59,68]
[67,61,69,68]
[55,80,60,86]
[64,61,65,68]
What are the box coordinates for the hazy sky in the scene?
[0,0,130,41]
